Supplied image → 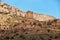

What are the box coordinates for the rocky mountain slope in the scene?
[0,2,55,21]
[0,2,60,40]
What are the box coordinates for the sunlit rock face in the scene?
[0,2,55,21]
[33,13,55,21]
[0,2,24,16]
[25,11,55,21]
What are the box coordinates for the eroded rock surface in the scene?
[0,2,55,21]
[0,2,60,40]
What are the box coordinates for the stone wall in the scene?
[25,11,33,19]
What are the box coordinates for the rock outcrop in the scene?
[0,2,55,21]
[0,2,60,40]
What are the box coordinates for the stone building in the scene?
[25,11,33,19]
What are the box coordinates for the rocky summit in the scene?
[0,2,60,40]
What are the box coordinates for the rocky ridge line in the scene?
[0,2,55,21]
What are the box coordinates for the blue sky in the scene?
[2,0,60,19]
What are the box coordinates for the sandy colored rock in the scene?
[25,11,33,19]
[0,2,55,21]
[0,2,60,40]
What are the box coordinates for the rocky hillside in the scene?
[0,2,55,21]
[0,2,60,40]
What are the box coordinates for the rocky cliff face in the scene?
[0,2,25,16]
[0,2,60,40]
[0,2,55,21]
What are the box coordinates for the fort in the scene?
[25,11,33,19]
